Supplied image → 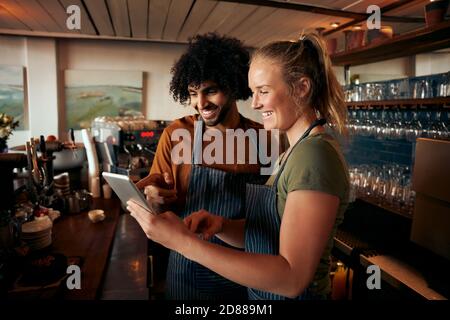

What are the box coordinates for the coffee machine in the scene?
[91,116,167,180]
[0,153,28,212]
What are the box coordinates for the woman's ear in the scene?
[295,77,311,100]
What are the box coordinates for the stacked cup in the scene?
[54,173,70,196]
[21,216,53,251]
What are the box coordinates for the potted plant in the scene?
[0,113,19,153]
[425,0,449,27]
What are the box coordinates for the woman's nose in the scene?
[251,95,260,110]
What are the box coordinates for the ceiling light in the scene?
[330,22,340,28]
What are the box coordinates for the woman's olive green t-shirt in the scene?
[266,132,350,297]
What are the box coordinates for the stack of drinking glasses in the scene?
[343,71,450,102]
[348,164,416,215]
[347,109,450,141]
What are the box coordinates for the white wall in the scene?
[335,52,450,85]
[334,57,413,85]
[0,36,26,64]
[1,35,260,147]
[352,57,414,82]
[416,50,450,76]
[26,38,59,138]
[1,36,60,147]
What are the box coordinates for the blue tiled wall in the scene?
[342,109,450,168]
[344,136,414,168]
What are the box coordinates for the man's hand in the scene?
[136,172,177,213]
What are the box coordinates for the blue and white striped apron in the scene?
[245,118,327,300]
[166,119,267,300]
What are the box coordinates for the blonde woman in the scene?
[127,33,349,300]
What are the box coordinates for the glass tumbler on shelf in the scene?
[374,83,384,100]
[399,78,410,99]
[413,79,431,99]
[365,83,374,101]
[405,111,423,142]
[389,81,400,100]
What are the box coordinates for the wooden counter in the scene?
[7,198,121,300]
[359,254,447,300]
[54,198,121,299]
[332,199,449,300]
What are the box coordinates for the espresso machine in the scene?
[0,153,28,212]
[0,137,64,210]
[91,116,167,180]
[0,136,84,216]
[0,137,67,250]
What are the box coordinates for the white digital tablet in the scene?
[102,172,155,214]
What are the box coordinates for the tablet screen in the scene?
[102,172,155,214]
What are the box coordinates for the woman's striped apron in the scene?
[245,118,327,300]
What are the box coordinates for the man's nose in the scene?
[197,94,208,109]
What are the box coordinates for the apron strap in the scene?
[193,119,203,165]
[248,128,259,165]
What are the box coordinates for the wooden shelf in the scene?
[331,20,450,66]
[358,196,413,219]
[346,97,450,108]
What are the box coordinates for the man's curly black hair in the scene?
[169,33,252,105]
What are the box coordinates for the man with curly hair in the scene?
[136,33,275,300]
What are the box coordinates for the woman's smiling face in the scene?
[248,58,299,131]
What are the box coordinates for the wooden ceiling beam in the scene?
[214,0,424,23]
[324,0,423,36]
[331,20,450,66]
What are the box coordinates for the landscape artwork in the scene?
[65,69,143,129]
[0,65,27,130]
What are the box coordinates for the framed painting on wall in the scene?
[0,65,27,130]
[64,69,144,130]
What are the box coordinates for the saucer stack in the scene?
[21,216,53,251]
[54,172,70,196]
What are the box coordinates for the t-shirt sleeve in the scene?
[150,127,173,176]
[282,140,347,199]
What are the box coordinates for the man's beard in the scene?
[199,99,233,127]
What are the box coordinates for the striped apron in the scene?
[166,119,267,300]
[245,118,327,300]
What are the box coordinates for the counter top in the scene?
[7,198,121,300]
[333,228,448,300]
[332,198,448,300]
[359,254,447,300]
[54,198,121,299]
